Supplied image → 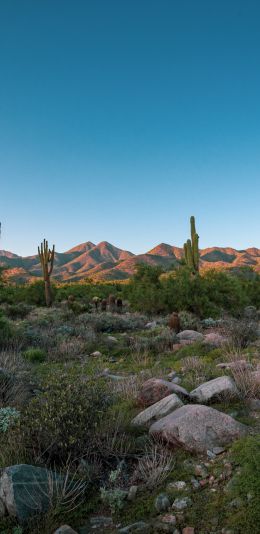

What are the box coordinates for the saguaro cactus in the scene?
[38,239,55,306]
[184,216,199,273]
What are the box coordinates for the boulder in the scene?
[177,330,203,342]
[138,378,189,406]
[190,376,239,403]
[149,405,248,454]
[203,333,227,347]
[0,464,54,522]
[132,394,183,427]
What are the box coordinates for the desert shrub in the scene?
[178,310,200,330]
[226,436,260,533]
[100,467,127,513]
[3,302,32,319]
[0,407,20,432]
[80,312,148,332]
[230,365,260,399]
[18,371,110,465]
[23,347,46,363]
[223,318,258,351]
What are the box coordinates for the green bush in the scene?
[19,371,110,464]
[124,264,260,317]
[23,347,46,363]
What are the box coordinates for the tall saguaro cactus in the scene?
[38,239,55,306]
[184,216,200,273]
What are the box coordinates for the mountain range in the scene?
[0,241,259,283]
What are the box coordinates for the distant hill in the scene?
[1,241,259,283]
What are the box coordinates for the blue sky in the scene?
[0,0,259,256]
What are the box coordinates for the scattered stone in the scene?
[160,514,177,525]
[177,330,204,342]
[145,321,157,329]
[107,335,118,343]
[167,481,187,491]
[155,493,171,512]
[212,446,225,455]
[53,527,78,534]
[190,478,200,490]
[118,522,151,533]
[91,351,102,357]
[194,464,208,478]
[172,497,192,511]
[138,378,189,407]
[89,516,113,527]
[149,404,248,454]
[207,450,216,460]
[132,394,183,426]
[172,377,182,384]
[154,514,177,532]
[190,376,239,403]
[127,485,138,501]
[168,371,177,379]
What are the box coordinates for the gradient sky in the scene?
[0,0,260,256]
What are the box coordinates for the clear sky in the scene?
[0,0,259,256]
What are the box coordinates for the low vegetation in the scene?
[0,261,259,533]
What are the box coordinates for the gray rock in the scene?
[212,446,225,455]
[127,485,138,501]
[0,464,56,522]
[145,321,157,329]
[190,478,200,490]
[190,376,239,403]
[149,405,248,454]
[53,527,78,534]
[132,394,183,427]
[155,493,171,512]
[177,330,203,342]
[91,351,102,357]
[172,497,192,510]
[118,522,151,533]
[89,516,113,527]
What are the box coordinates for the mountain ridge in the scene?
[1,241,259,283]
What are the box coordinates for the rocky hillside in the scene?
[0,241,259,283]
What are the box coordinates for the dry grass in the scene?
[231,365,260,399]
[132,439,175,489]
